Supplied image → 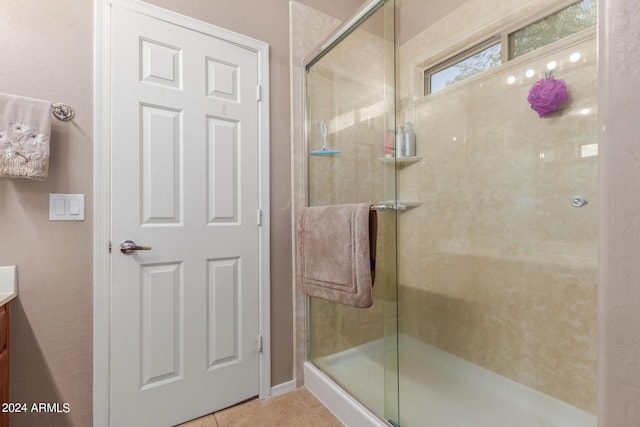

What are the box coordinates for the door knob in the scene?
[120,240,152,254]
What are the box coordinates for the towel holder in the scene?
[51,103,75,121]
[371,204,406,211]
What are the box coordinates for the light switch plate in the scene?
[49,194,85,221]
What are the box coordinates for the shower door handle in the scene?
[119,240,152,254]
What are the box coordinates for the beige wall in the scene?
[0,0,360,425]
[0,0,94,425]
[598,0,640,425]
[295,0,365,21]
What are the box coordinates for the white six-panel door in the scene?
[108,3,265,426]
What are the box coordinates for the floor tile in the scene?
[214,388,343,427]
[176,414,218,427]
[174,388,342,427]
[294,388,324,409]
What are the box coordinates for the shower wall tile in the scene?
[397,1,598,414]
[291,0,396,385]
[290,1,342,387]
[294,0,598,415]
[306,17,396,358]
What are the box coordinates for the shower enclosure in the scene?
[301,0,598,426]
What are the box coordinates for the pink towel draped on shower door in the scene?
[297,203,377,308]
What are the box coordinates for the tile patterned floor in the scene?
[176,388,344,427]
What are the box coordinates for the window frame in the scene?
[424,36,502,96]
[422,0,595,96]
[506,0,597,60]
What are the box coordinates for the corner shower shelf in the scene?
[379,156,423,167]
[310,150,341,156]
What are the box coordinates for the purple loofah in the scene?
[527,77,569,118]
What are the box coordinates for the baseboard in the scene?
[270,380,296,397]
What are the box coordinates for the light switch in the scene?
[49,194,85,221]
[70,199,80,215]
[55,199,66,215]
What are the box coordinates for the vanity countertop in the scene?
[0,266,17,306]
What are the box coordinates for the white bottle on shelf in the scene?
[404,122,416,157]
[396,125,404,158]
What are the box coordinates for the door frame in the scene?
[93,0,271,425]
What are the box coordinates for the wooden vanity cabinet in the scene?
[0,303,9,427]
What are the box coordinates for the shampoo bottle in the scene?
[404,122,416,157]
[396,125,404,158]
[384,130,393,157]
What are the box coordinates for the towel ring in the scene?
[51,103,75,121]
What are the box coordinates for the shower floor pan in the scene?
[312,335,596,427]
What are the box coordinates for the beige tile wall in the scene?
[293,0,640,423]
[290,1,342,386]
[299,0,598,414]
[397,0,598,414]
[304,4,396,360]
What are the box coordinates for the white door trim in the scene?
[93,1,271,425]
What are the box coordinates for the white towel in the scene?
[0,93,51,180]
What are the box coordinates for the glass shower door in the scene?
[304,0,399,424]
[395,1,598,426]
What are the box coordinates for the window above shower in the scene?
[426,37,502,95]
[423,0,596,95]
